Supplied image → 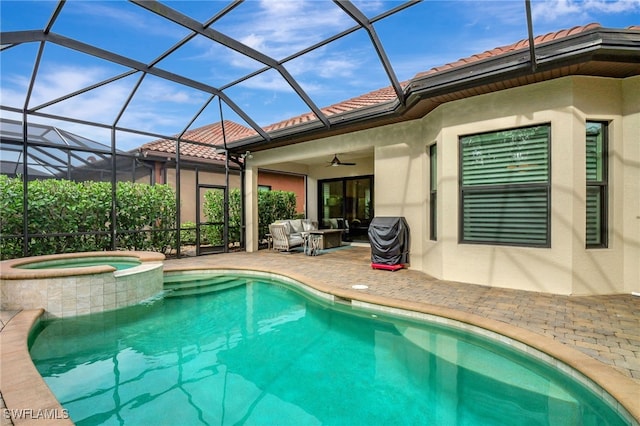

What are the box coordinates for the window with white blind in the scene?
[586,121,608,248]
[459,124,551,247]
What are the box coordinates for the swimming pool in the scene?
[29,272,632,425]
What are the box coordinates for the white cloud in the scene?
[532,0,586,20]
[531,0,640,21]
[584,0,640,13]
[29,66,115,105]
[236,71,291,92]
[315,57,360,79]
[1,64,210,149]
[351,1,386,14]
[69,2,181,37]
[215,0,354,61]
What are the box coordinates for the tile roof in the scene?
[261,83,408,133]
[252,23,616,138]
[414,23,604,78]
[140,23,637,158]
[140,120,255,160]
[139,84,408,158]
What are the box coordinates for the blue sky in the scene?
[1,0,639,150]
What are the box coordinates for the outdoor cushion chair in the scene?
[269,223,304,252]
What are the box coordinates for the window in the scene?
[429,144,437,241]
[586,121,608,248]
[318,176,373,242]
[258,185,271,191]
[460,124,550,247]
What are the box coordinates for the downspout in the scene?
[304,174,308,219]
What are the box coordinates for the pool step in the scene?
[164,275,246,297]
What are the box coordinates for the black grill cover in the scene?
[368,217,410,265]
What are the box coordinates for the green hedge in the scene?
[1,175,297,258]
[203,188,296,246]
[0,176,176,259]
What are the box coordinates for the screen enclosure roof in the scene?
[1,1,639,156]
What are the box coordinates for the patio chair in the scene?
[269,223,304,252]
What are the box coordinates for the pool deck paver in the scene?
[1,244,639,423]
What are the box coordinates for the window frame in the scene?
[458,123,552,248]
[585,121,608,249]
[429,144,437,241]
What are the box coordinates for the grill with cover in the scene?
[368,217,410,271]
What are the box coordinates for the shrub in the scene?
[0,176,177,259]
[203,188,297,246]
[1,175,294,258]
[116,182,177,252]
[0,175,24,258]
[180,221,197,245]
[257,190,297,239]
[202,189,241,246]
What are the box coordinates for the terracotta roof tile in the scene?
[140,120,255,159]
[261,84,406,133]
[414,23,603,78]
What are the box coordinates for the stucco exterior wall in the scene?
[166,168,241,223]
[430,79,563,293]
[245,75,639,295]
[621,77,640,295]
[570,77,625,295]
[415,76,639,295]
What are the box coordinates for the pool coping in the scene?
[0,251,165,279]
[2,266,638,424]
[1,309,73,425]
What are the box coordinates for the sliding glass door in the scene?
[319,175,373,242]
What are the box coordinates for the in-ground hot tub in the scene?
[0,251,165,319]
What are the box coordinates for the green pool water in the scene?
[29,274,629,425]
[17,256,141,271]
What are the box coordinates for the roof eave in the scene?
[409,28,640,97]
[140,150,237,169]
[227,27,639,153]
[227,100,404,152]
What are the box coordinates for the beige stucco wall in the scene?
[245,75,639,295]
[166,168,241,223]
[620,77,640,295]
[420,75,639,294]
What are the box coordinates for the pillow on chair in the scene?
[302,219,316,231]
[290,219,304,234]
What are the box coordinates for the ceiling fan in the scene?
[327,154,356,167]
